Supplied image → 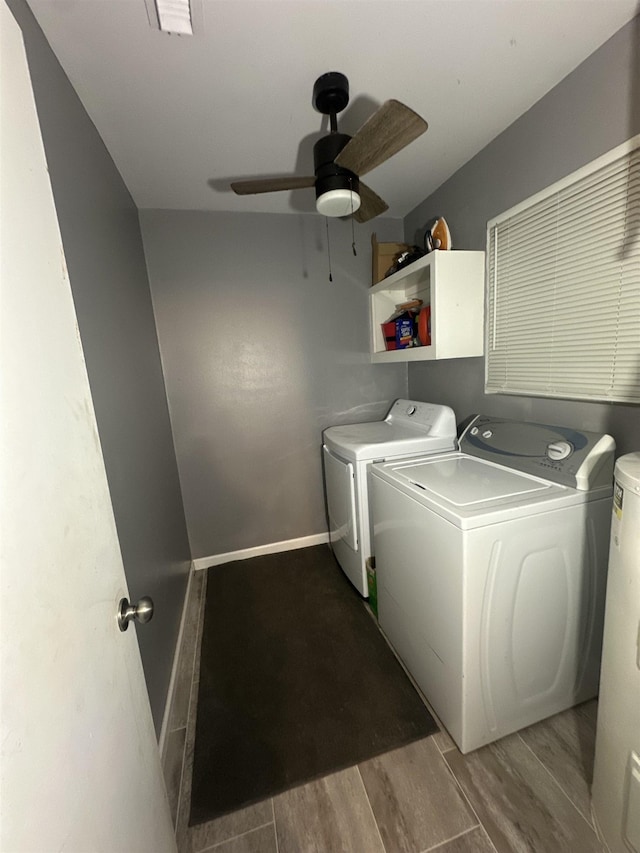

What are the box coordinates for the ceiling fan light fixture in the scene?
[316,188,361,217]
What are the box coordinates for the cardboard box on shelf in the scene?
[371,233,410,285]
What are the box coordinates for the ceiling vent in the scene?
[145,0,193,35]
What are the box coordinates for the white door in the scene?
[0,4,176,850]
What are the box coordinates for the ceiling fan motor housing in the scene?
[313,133,360,200]
[312,72,349,116]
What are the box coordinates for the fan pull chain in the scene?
[350,178,357,256]
[325,217,333,282]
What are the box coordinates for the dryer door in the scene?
[323,446,358,551]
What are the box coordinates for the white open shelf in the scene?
[370,250,485,362]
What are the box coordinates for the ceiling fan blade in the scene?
[335,100,428,177]
[354,182,389,223]
[231,176,315,195]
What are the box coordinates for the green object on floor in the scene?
[366,558,378,618]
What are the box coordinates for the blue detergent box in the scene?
[382,310,417,350]
[395,315,414,348]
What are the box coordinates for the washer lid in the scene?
[370,451,611,529]
[404,456,552,506]
[323,422,455,462]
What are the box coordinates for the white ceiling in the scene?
[26,0,638,220]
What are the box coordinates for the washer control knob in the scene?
[406,405,417,416]
[482,430,493,439]
[547,440,573,461]
[470,427,479,436]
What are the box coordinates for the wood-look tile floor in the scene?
[178,573,605,853]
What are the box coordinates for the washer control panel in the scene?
[462,415,615,490]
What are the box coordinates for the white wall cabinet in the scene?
[369,250,485,362]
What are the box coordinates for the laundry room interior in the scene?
[3,1,640,852]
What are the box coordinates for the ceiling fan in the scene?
[230,72,428,223]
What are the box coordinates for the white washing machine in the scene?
[322,400,456,596]
[370,414,615,753]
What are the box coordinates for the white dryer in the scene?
[370,415,615,753]
[322,400,456,596]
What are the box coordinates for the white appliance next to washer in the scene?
[370,414,616,753]
[322,400,457,597]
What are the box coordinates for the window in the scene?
[486,135,640,403]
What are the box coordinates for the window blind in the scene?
[486,135,640,403]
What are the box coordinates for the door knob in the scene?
[117,596,154,632]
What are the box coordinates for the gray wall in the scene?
[140,210,407,559]
[405,16,640,456]
[8,0,191,732]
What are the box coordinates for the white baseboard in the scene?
[158,562,194,759]
[192,531,330,571]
